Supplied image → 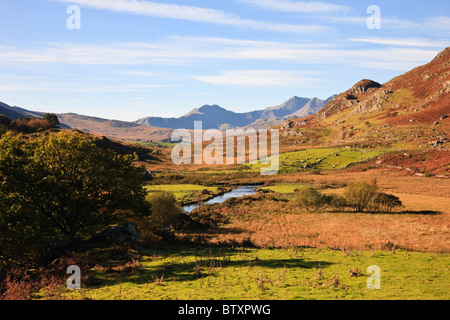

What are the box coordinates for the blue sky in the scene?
[0,0,449,121]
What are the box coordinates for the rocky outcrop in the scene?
[348,79,381,95]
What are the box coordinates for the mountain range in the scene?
[2,47,449,146]
[0,95,334,141]
[135,96,335,130]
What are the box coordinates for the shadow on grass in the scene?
[327,210,442,215]
[395,210,442,215]
[89,247,334,289]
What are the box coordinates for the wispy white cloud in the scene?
[50,0,333,34]
[0,79,170,93]
[193,70,325,87]
[422,16,450,33]
[237,0,350,14]
[324,14,450,34]
[117,70,159,77]
[0,37,440,72]
[349,37,447,48]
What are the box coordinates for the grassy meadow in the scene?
[244,147,383,174]
[144,184,223,206]
[37,247,449,300]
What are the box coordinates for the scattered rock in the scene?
[93,222,142,243]
[428,140,444,147]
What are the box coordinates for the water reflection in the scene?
[183,185,261,214]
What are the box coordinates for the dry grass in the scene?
[180,171,450,253]
[218,209,450,252]
[1,252,99,300]
[270,169,450,197]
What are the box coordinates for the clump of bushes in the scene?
[146,191,185,230]
[0,114,60,136]
[293,181,403,213]
[343,181,378,212]
[293,187,332,212]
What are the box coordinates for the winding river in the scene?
[183,185,261,214]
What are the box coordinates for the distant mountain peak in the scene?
[136,96,332,130]
[198,104,226,113]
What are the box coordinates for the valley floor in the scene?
[177,170,450,252]
[32,155,450,300]
[41,247,449,300]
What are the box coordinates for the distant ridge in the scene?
[0,101,45,120]
[136,96,335,130]
[0,101,173,142]
[1,94,336,141]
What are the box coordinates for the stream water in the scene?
[183,185,261,214]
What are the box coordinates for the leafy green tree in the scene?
[293,187,331,212]
[343,182,378,212]
[0,131,147,267]
[42,113,60,128]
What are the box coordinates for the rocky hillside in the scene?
[316,47,450,125]
[279,47,450,151]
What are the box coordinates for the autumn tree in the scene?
[0,131,147,267]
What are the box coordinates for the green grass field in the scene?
[144,184,220,205]
[259,184,309,194]
[131,140,176,148]
[244,147,383,174]
[51,247,449,300]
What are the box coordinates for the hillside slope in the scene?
[57,113,173,142]
[280,47,450,150]
[0,102,173,142]
[277,47,450,176]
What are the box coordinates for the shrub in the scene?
[11,118,53,133]
[293,187,331,212]
[343,182,378,212]
[369,192,403,213]
[42,113,60,128]
[146,191,185,229]
[329,194,348,211]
